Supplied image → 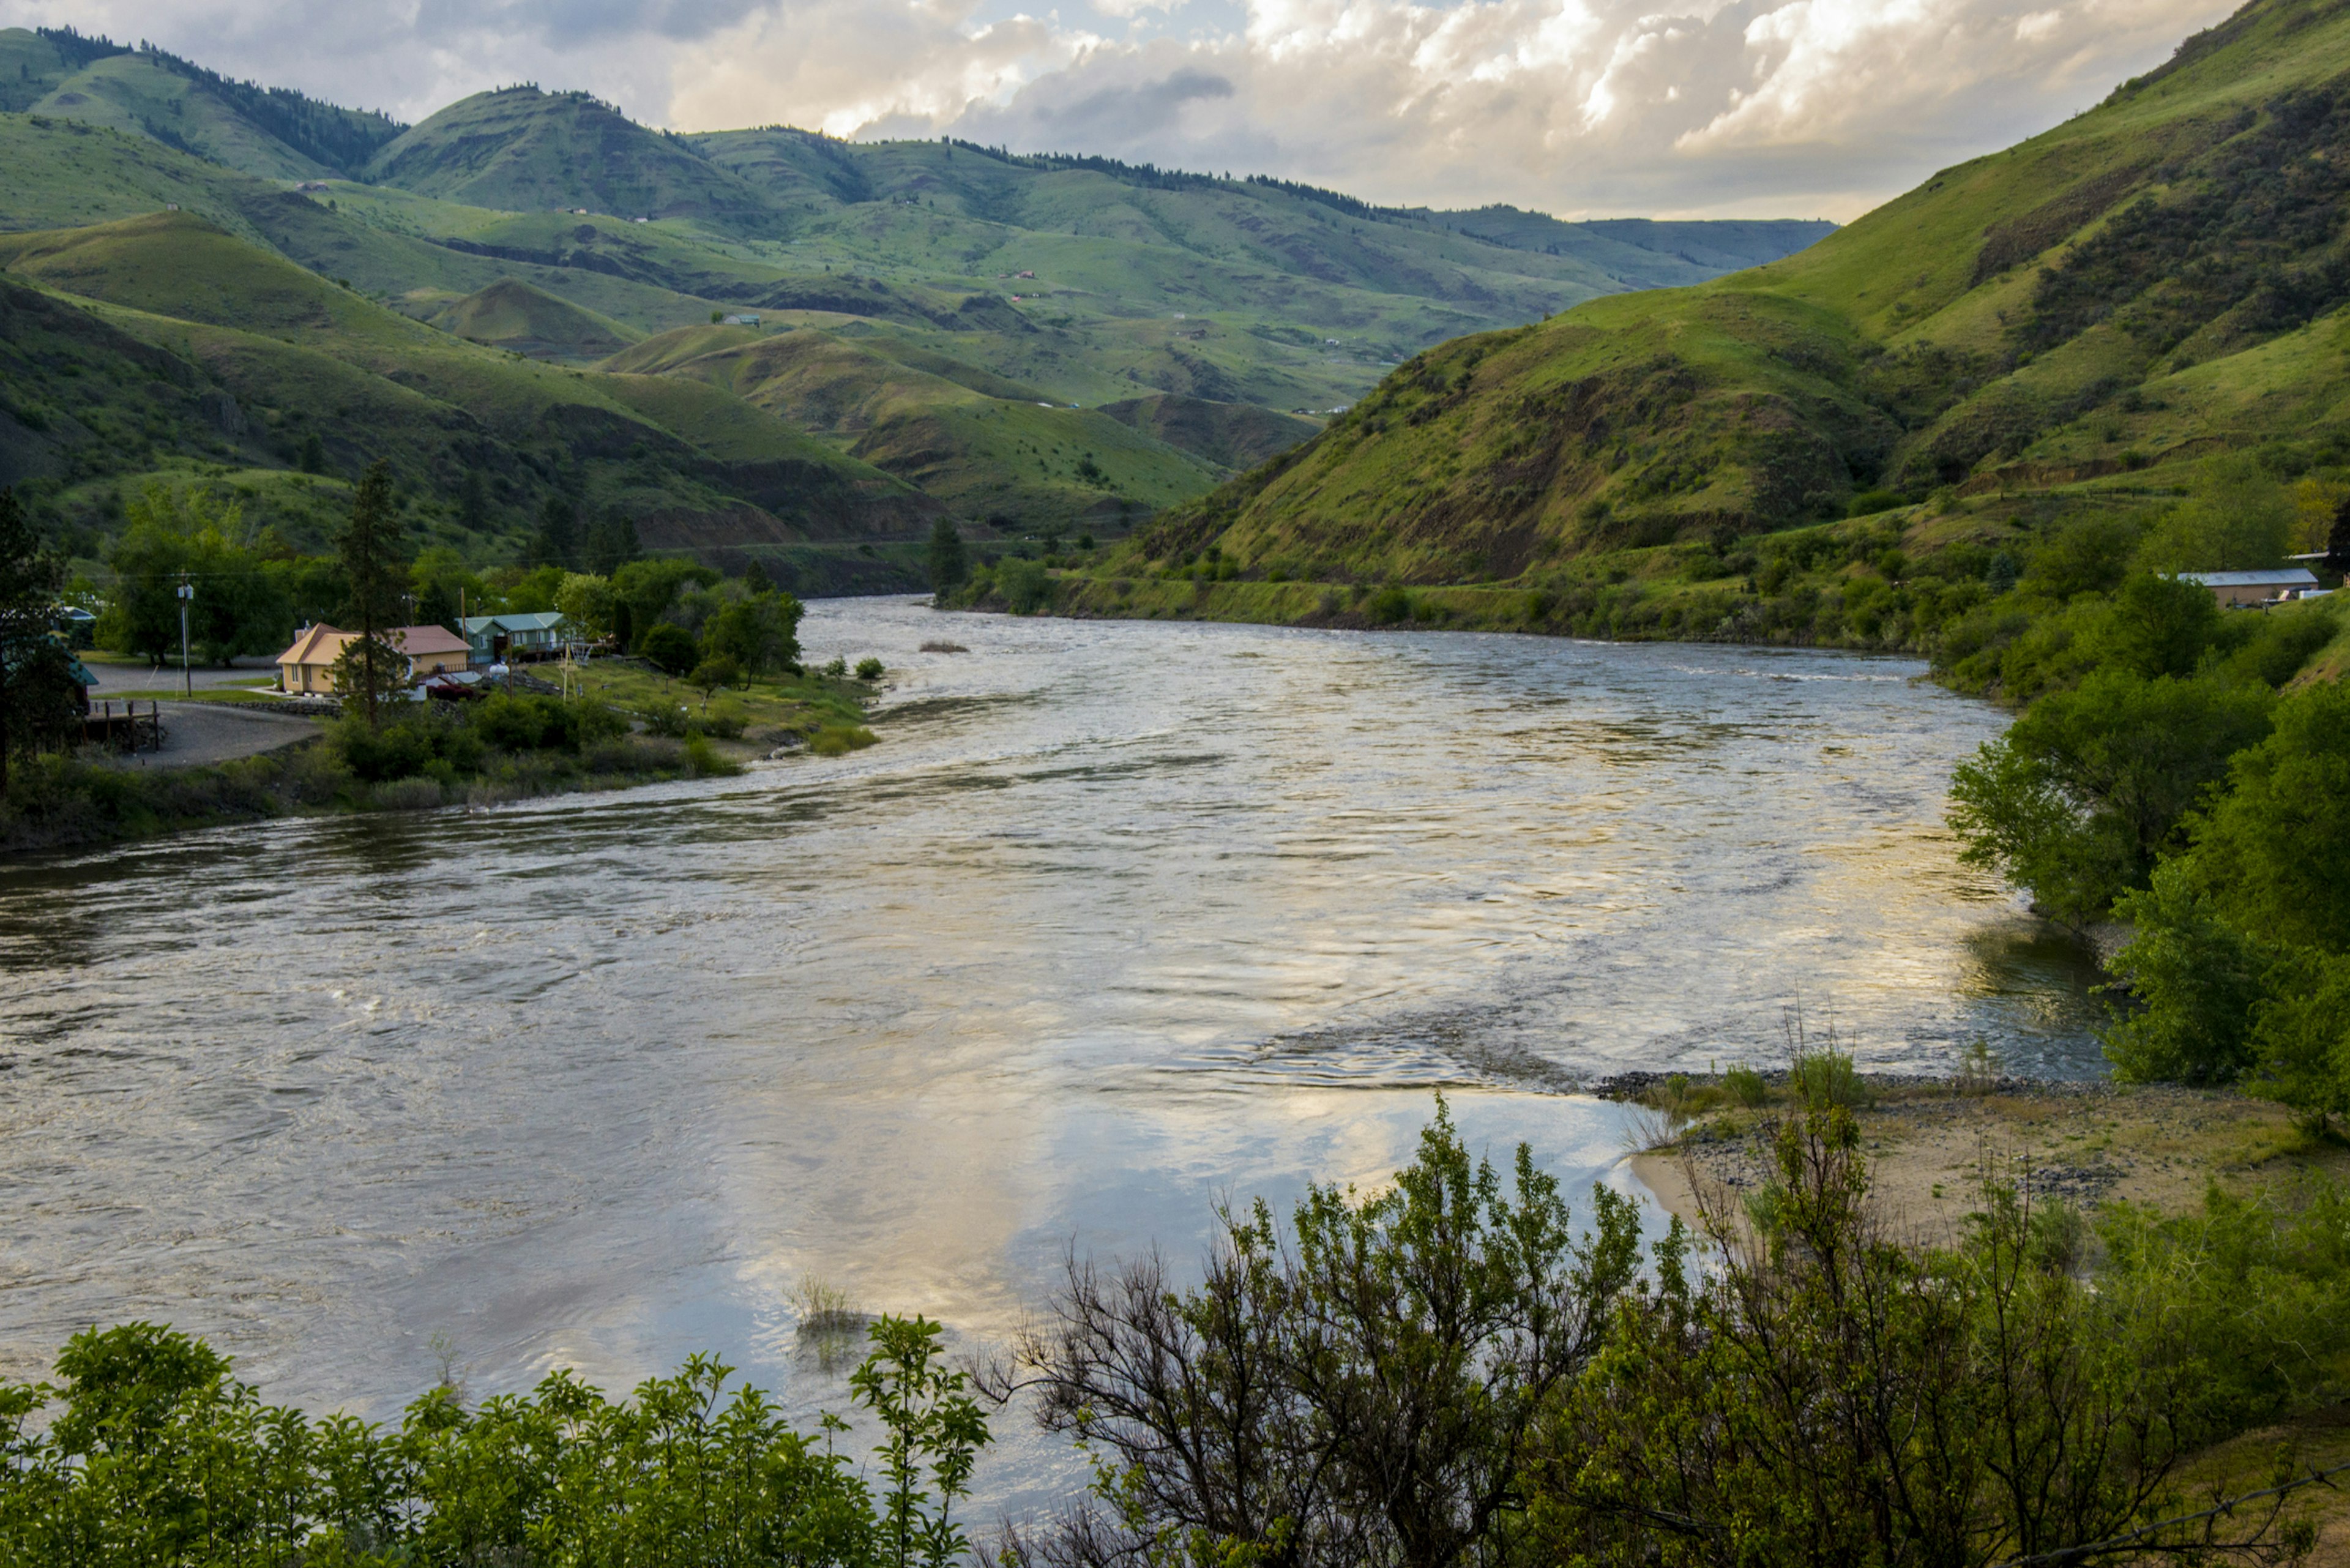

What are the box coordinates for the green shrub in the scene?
[1848,488,1904,517]
[471,693,619,755]
[1723,1062,1769,1108]
[637,622,698,678]
[331,714,435,782]
[700,701,748,740]
[1534,1109,2349,1563]
[855,657,885,680]
[638,701,693,738]
[1368,584,1413,624]
[809,724,878,756]
[0,1318,986,1566]
[684,734,740,777]
[1001,557,1053,614]
[1791,1047,1871,1110]
[369,775,445,811]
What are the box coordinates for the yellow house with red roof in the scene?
[276,624,472,695]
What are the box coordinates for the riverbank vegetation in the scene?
[13,1101,2347,1563]
[0,657,887,854]
[1926,475,2350,1119]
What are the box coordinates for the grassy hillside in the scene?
[602,324,1213,525]
[1064,0,2350,648]
[1095,394,1322,472]
[0,211,933,583]
[427,278,642,359]
[0,26,1837,583]
[0,28,399,177]
[363,88,785,232]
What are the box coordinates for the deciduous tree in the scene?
[0,490,70,793]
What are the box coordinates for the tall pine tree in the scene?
[927,518,968,597]
[531,496,579,570]
[337,461,406,728]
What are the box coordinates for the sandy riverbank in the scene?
[1626,1081,2348,1238]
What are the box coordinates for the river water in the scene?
[0,598,2102,1509]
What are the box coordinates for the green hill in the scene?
[362,88,785,232]
[1072,0,2350,633]
[0,28,400,177]
[603,325,1217,526]
[0,211,933,581]
[427,278,642,360]
[0,25,1840,583]
[1095,394,1322,472]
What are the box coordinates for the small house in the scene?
[2177,568,2320,608]
[277,624,474,693]
[461,611,567,663]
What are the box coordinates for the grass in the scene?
[562,656,874,751]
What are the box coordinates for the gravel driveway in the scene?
[91,702,324,770]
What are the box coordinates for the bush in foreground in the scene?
[999,1101,2348,1568]
[0,1316,985,1567]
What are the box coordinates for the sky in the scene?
[1,0,2244,219]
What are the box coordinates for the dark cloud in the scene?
[1029,66,1234,148]
[411,0,770,47]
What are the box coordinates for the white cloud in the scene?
[0,0,2242,218]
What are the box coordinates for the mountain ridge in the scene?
[1061,0,2350,633]
[0,25,1835,584]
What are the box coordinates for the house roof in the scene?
[460,611,567,634]
[277,622,348,666]
[2177,569,2319,588]
[392,624,470,657]
[494,611,568,632]
[278,624,470,663]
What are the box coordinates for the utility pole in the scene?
[176,574,193,698]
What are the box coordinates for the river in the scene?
[0,597,2101,1510]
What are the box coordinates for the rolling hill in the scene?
[0,210,936,587]
[427,278,642,359]
[1070,0,2350,635]
[0,24,1834,584]
[0,28,398,176]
